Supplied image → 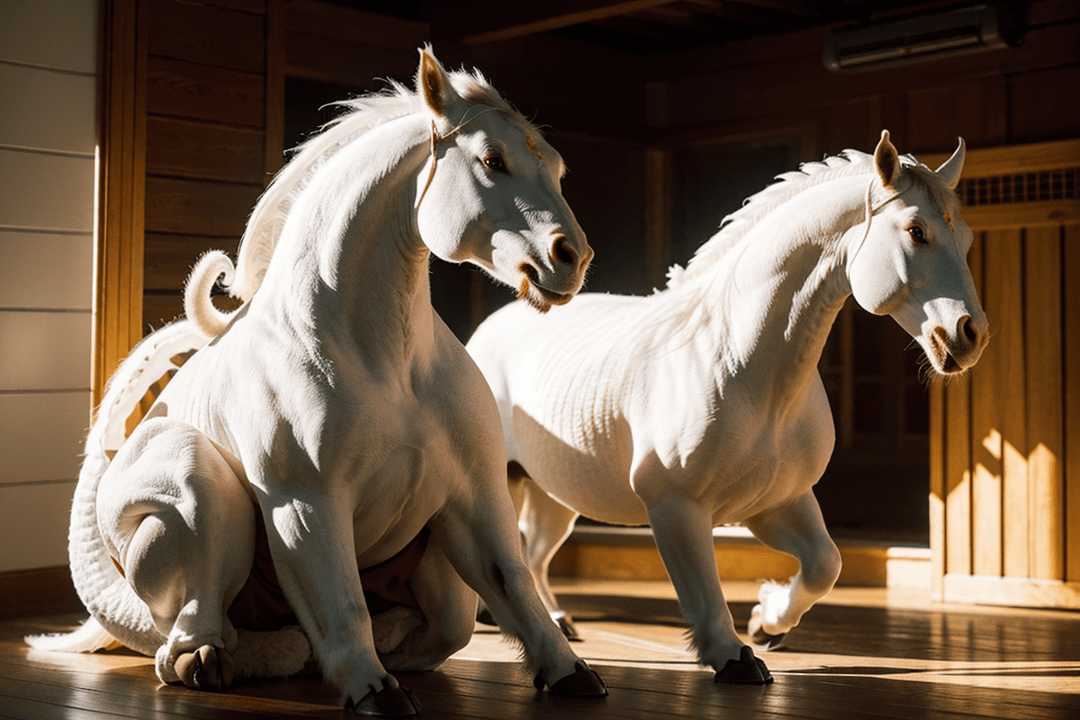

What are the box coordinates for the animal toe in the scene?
[175,645,234,691]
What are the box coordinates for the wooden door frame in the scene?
[93,0,147,410]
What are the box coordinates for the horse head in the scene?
[414,49,592,312]
[846,131,988,375]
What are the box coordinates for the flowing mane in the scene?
[665,149,956,289]
[226,62,537,302]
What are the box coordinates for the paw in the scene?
[714,645,773,685]
[345,684,421,716]
[533,661,608,697]
[748,604,788,650]
[174,644,235,691]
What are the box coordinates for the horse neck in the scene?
[261,117,438,373]
[689,176,867,404]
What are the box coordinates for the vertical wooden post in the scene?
[93,0,147,410]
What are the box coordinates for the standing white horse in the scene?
[28,49,607,714]
[466,132,987,683]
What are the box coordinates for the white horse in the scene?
[27,48,607,714]
[466,132,988,683]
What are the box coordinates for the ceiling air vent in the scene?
[823,4,1023,73]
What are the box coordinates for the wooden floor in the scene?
[3,579,1079,719]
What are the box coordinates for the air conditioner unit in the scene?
[823,4,1023,72]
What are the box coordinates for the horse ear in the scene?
[935,137,966,190]
[417,46,460,119]
[874,130,901,188]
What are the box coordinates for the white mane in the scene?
[227,66,533,302]
[665,149,949,288]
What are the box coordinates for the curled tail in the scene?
[184,250,238,339]
[26,320,212,655]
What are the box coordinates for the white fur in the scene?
[34,48,598,708]
[467,132,988,675]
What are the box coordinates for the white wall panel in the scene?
[0,481,75,570]
[0,231,93,309]
[0,63,97,152]
[0,392,88,486]
[0,1,98,574]
[0,148,95,232]
[0,311,91,390]
[0,0,98,73]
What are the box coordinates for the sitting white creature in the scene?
[28,47,605,715]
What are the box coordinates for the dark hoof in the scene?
[535,661,608,697]
[175,645,234,691]
[476,607,497,627]
[346,685,421,716]
[714,646,773,685]
[751,627,788,651]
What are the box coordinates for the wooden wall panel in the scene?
[147,57,264,127]
[932,140,1078,606]
[139,0,278,332]
[146,117,264,183]
[147,0,265,73]
[144,177,260,238]
[1024,226,1064,581]
[969,234,1002,577]
[1066,224,1080,582]
[998,229,1029,579]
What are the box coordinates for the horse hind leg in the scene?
[511,463,582,639]
[375,541,475,672]
[97,417,256,690]
[743,490,842,650]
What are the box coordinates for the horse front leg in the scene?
[258,491,420,716]
[743,490,842,649]
[645,492,773,684]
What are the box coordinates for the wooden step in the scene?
[549,525,931,590]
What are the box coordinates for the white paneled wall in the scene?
[0,1,98,572]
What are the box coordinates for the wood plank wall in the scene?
[926,140,1080,607]
[140,0,284,331]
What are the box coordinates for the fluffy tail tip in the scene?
[25,617,120,653]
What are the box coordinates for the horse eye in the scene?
[908,225,927,245]
[482,153,508,173]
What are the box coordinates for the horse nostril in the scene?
[960,315,978,344]
[550,235,577,266]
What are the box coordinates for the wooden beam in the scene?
[433,0,676,45]
[93,0,147,409]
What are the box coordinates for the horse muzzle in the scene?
[925,314,988,374]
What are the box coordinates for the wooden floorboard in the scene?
[2,580,1079,719]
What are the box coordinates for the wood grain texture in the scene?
[1024,226,1064,581]
[6,580,1080,719]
